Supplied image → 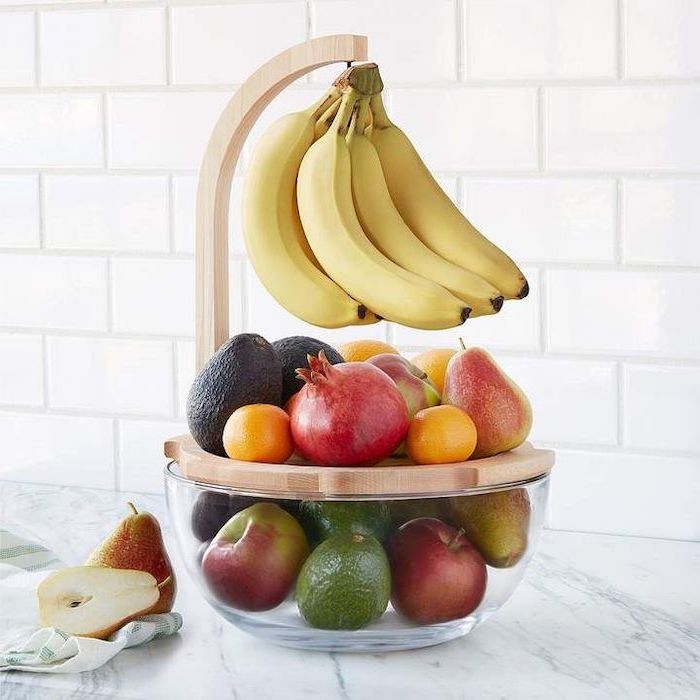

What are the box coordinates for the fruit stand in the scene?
[164,35,555,652]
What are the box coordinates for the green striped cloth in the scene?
[0,529,182,673]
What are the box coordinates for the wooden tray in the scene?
[165,435,554,499]
[166,33,555,497]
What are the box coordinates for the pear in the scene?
[38,566,166,639]
[443,345,531,459]
[447,489,530,568]
[85,503,176,613]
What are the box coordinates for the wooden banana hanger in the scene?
[195,34,368,372]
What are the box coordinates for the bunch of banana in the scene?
[242,63,527,331]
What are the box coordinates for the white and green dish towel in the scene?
[0,529,182,673]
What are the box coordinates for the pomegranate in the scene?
[289,351,409,467]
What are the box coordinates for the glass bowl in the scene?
[165,460,550,652]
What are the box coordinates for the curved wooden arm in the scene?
[195,35,369,370]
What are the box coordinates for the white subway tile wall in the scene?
[0,1,697,540]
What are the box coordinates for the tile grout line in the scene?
[33,10,41,87]
[617,360,625,446]
[5,79,700,96]
[537,86,547,172]
[304,0,313,83]
[456,0,467,81]
[2,399,698,461]
[40,334,50,410]
[240,259,250,333]
[105,256,114,332]
[617,0,626,80]
[235,259,246,335]
[101,92,110,169]
[538,267,547,354]
[167,175,176,253]
[9,167,700,180]
[164,4,172,86]
[37,172,46,249]
[171,340,180,419]
[615,179,624,264]
[113,418,121,491]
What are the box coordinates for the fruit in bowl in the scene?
[387,518,487,624]
[366,353,440,416]
[298,500,392,544]
[272,335,344,405]
[411,348,457,396]
[222,403,294,463]
[447,489,531,568]
[165,461,552,650]
[187,334,283,456]
[444,345,531,459]
[405,404,478,465]
[389,498,445,528]
[201,503,309,611]
[288,351,409,466]
[296,532,391,630]
[190,491,257,542]
[335,339,399,363]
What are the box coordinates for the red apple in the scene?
[387,517,487,624]
[201,502,309,611]
[367,354,441,416]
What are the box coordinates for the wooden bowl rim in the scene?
[165,434,555,499]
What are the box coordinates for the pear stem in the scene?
[458,337,466,351]
[447,528,465,552]
[158,576,172,590]
[127,502,138,516]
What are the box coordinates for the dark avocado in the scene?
[186,333,282,456]
[271,336,344,405]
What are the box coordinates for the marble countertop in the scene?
[0,480,698,700]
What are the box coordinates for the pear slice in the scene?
[37,566,160,639]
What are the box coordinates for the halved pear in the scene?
[37,566,161,639]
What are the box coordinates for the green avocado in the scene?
[271,336,344,405]
[296,532,390,630]
[298,501,392,545]
[186,334,282,456]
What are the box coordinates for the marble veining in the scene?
[0,479,698,700]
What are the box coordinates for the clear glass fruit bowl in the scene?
[165,460,550,652]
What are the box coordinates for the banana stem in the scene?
[314,96,341,140]
[307,86,341,121]
[331,89,360,137]
[333,63,383,96]
[369,93,392,129]
[355,98,371,135]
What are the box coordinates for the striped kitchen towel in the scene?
[0,529,182,674]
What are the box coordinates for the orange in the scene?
[222,404,294,463]
[412,348,457,396]
[406,405,477,465]
[335,339,400,363]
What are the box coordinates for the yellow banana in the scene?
[369,93,528,300]
[242,88,378,328]
[297,90,470,330]
[348,98,503,317]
